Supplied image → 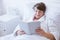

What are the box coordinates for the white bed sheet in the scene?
[0,15,20,36]
[0,34,49,40]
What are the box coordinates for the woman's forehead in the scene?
[34,7,40,11]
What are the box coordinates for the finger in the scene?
[21,31,26,34]
[36,28,40,30]
[37,27,40,29]
[20,32,26,35]
[36,29,40,32]
[36,29,43,32]
[39,28,43,30]
[20,31,25,32]
[36,27,41,30]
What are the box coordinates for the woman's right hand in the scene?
[16,30,26,35]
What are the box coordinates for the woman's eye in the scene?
[39,11,42,13]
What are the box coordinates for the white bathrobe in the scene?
[38,16,60,40]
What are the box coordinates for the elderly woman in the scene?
[16,2,59,40]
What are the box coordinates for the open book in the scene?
[19,21,40,35]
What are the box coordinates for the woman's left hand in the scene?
[36,28,46,36]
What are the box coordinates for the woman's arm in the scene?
[36,28,56,40]
[43,32,56,40]
[47,19,60,40]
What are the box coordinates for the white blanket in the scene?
[0,34,49,40]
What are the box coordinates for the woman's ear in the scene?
[41,11,45,17]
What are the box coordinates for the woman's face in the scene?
[34,8,44,19]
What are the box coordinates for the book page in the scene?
[28,21,40,34]
[19,21,40,35]
[19,22,31,34]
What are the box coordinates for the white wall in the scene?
[0,0,6,16]
[1,0,60,20]
[2,0,43,20]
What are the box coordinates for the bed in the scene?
[0,15,20,36]
[0,34,49,40]
[0,24,49,40]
